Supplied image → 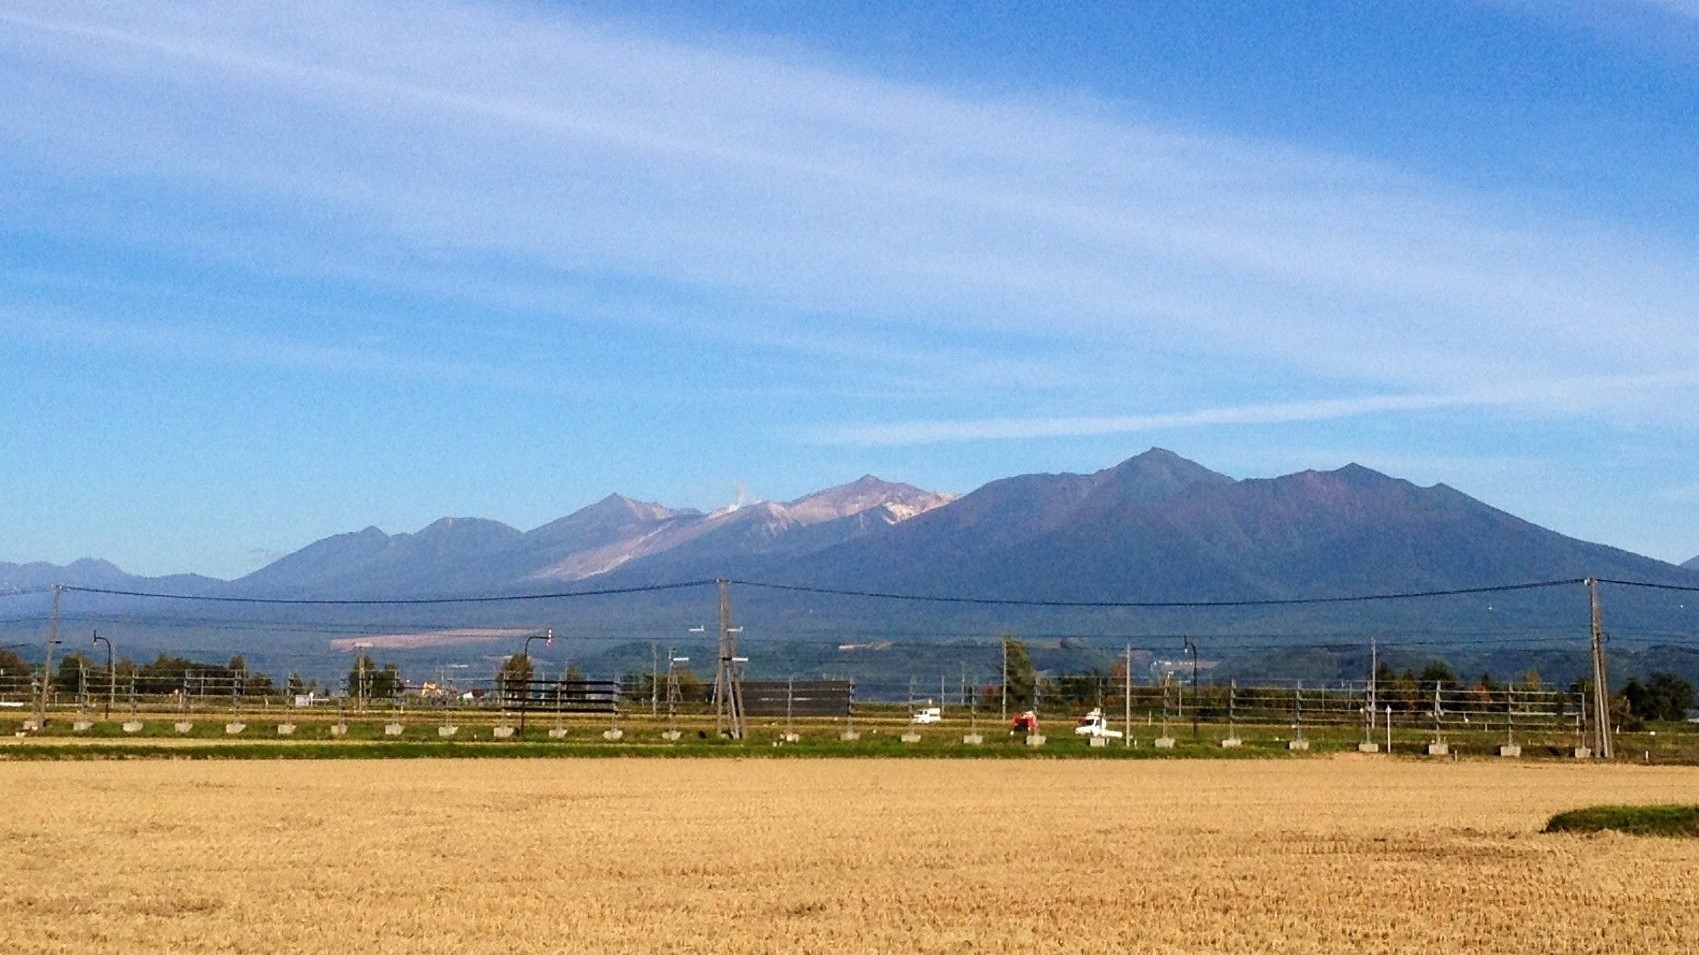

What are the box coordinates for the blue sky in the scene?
[3,0,1697,578]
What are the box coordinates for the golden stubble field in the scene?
[3,757,1697,954]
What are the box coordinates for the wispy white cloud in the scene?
[815,369,1699,446]
[0,1,1695,417]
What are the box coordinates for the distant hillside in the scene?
[231,477,955,598]
[727,450,1696,602]
[0,558,221,596]
[1685,555,1699,571]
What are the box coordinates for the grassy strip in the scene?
[1545,805,1699,837]
[0,736,1304,761]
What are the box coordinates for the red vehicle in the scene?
[1009,710,1038,734]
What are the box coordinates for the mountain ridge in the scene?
[8,450,1695,601]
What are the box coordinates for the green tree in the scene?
[1623,672,1695,723]
[54,652,95,695]
[672,665,705,705]
[1002,637,1037,710]
[1417,660,1457,691]
[498,653,536,704]
[0,647,31,700]
[347,655,402,702]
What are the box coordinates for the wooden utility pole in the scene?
[712,579,746,739]
[1123,644,1133,747]
[35,585,63,729]
[1000,637,1008,723]
[1587,578,1613,759]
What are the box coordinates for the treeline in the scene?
[5,641,1695,728]
[0,647,321,699]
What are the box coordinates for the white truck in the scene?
[1073,707,1124,739]
[910,706,943,724]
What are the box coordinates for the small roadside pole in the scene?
[963,665,982,745]
[176,673,194,734]
[1500,684,1521,757]
[603,673,624,741]
[1025,679,1046,747]
[1289,683,1309,751]
[1572,684,1591,759]
[841,680,860,742]
[1155,675,1176,748]
[662,652,686,741]
[781,676,798,743]
[122,675,143,734]
[902,677,921,744]
[1428,684,1449,756]
[1220,681,1242,748]
[73,660,92,732]
[226,667,246,735]
[549,674,568,739]
[1384,704,1392,755]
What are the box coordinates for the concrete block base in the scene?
[839,731,861,742]
[329,723,348,738]
[1498,744,1522,758]
[224,722,246,735]
[780,732,800,743]
[277,723,297,736]
[901,732,922,744]
[1154,736,1176,749]
[437,725,458,738]
[1025,734,1047,747]
[1358,742,1381,753]
[175,721,194,734]
[382,723,404,736]
[122,721,144,734]
[549,727,569,739]
[602,728,624,741]
[1088,736,1108,748]
[1220,737,1243,749]
[1287,739,1310,751]
[661,730,683,741]
[492,726,515,739]
[1427,742,1449,756]
[962,733,983,745]
[1572,746,1592,759]
[73,720,94,732]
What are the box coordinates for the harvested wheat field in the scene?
[4,757,1698,954]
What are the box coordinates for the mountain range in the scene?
[6,449,1695,601]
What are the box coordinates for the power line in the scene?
[728,577,1587,608]
[1593,577,1699,595]
[59,579,716,605]
[26,574,1691,611]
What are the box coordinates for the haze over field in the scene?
[2,2,1697,579]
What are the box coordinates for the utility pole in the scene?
[35,584,63,729]
[712,579,746,739]
[1184,638,1198,739]
[1587,578,1613,759]
[1123,643,1132,747]
[1000,637,1008,724]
